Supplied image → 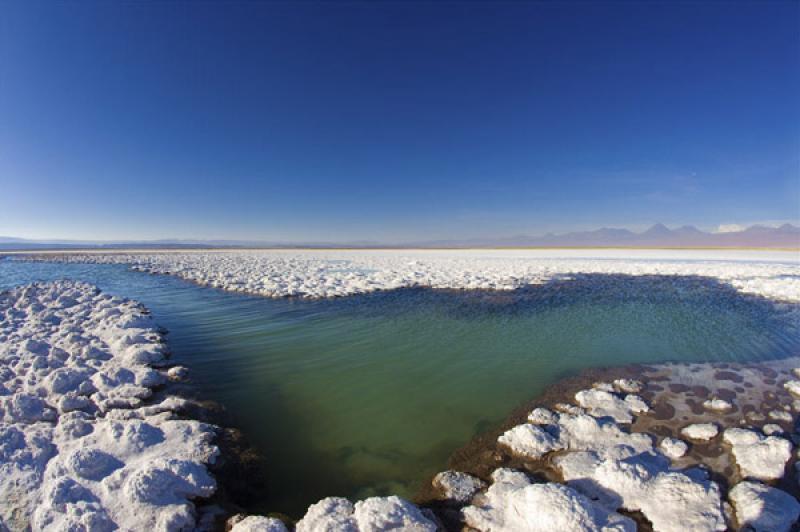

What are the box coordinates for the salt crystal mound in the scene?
[574,388,649,423]
[729,481,800,532]
[659,437,689,459]
[723,428,792,481]
[432,470,487,504]
[681,423,720,441]
[702,398,733,411]
[498,403,726,531]
[20,249,800,302]
[462,468,636,532]
[295,495,437,532]
[499,405,654,460]
[0,281,219,531]
[230,515,289,532]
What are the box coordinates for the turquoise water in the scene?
[1,259,799,516]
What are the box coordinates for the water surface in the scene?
[1,259,798,515]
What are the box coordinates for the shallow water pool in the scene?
[1,259,799,516]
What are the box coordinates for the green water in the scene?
[1,260,799,516]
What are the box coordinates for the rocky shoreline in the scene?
[416,358,800,531]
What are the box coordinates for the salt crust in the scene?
[0,282,218,531]
[462,469,635,532]
[574,389,649,423]
[702,398,732,411]
[784,379,800,396]
[498,408,654,460]
[230,515,289,532]
[659,437,689,459]
[294,495,436,531]
[681,423,720,441]
[432,470,486,503]
[496,401,727,532]
[729,481,800,532]
[21,249,800,302]
[612,379,642,394]
[762,424,784,436]
[723,428,792,480]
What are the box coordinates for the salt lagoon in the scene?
[2,250,800,529]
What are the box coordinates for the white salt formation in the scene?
[659,437,689,459]
[294,496,436,531]
[495,389,726,532]
[230,515,289,532]
[729,481,800,532]
[723,428,792,481]
[681,423,720,441]
[702,398,732,411]
[432,470,486,503]
[462,469,635,531]
[574,388,649,423]
[0,282,218,531]
[18,248,800,301]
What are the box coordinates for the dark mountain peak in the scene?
[673,225,703,235]
[777,223,800,233]
[642,223,671,236]
[742,224,773,234]
[593,227,636,236]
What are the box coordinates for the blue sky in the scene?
[1,1,798,242]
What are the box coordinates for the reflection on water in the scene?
[1,259,799,516]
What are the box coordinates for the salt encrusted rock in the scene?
[762,424,784,436]
[0,282,218,530]
[230,515,289,532]
[555,451,726,532]
[784,380,800,397]
[554,403,586,415]
[768,409,793,422]
[498,423,562,458]
[723,428,792,480]
[703,398,733,411]
[682,423,719,441]
[660,437,689,459]
[613,378,643,394]
[432,470,486,504]
[500,404,726,531]
[573,388,649,423]
[167,365,189,381]
[498,412,653,461]
[295,497,356,531]
[729,481,800,532]
[593,382,615,392]
[295,495,436,531]
[353,496,437,531]
[462,469,635,532]
[527,407,558,425]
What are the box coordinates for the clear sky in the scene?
[1,1,798,242]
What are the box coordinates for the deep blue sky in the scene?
[1,1,798,242]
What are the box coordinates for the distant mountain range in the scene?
[1,223,798,250]
[404,223,800,249]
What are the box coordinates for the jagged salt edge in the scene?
[15,249,800,302]
[0,281,219,531]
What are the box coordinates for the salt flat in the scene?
[18,248,800,301]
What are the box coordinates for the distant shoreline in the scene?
[2,246,799,254]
